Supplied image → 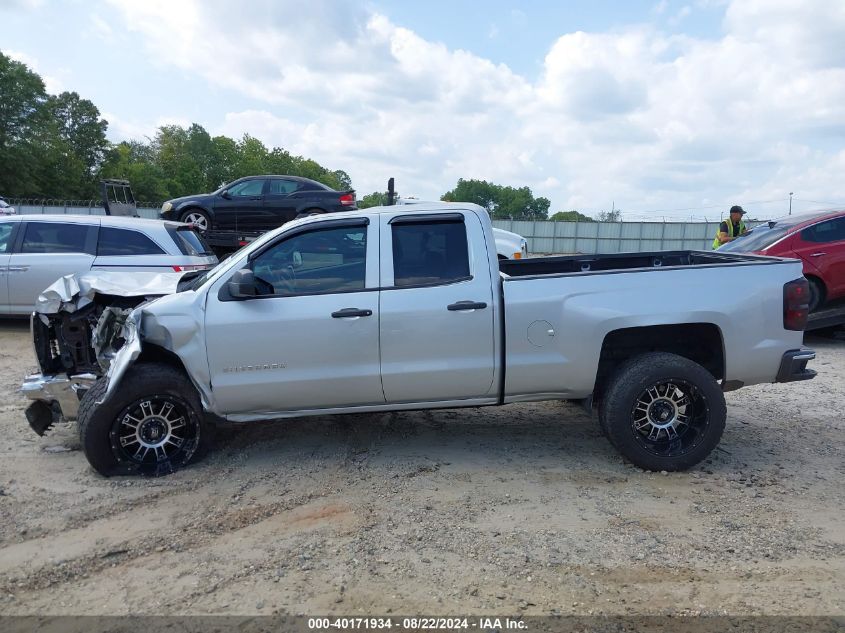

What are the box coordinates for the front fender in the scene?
[100,292,215,412]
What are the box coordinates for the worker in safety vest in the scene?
[713,205,748,249]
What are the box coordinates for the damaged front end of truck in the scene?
[20,271,191,435]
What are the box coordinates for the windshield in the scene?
[718,224,791,252]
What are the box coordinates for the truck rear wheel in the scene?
[78,363,209,477]
[599,352,726,471]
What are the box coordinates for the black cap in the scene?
[729,205,746,215]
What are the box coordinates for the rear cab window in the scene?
[390,217,471,287]
[20,222,94,254]
[97,227,165,256]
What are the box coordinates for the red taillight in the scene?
[172,264,209,272]
[783,278,809,331]
[339,192,355,206]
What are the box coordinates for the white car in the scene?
[0,215,217,316]
[0,198,16,216]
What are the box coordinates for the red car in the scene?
[719,209,845,312]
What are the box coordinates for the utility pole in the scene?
[789,192,793,215]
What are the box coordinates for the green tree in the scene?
[441,178,549,220]
[598,209,622,222]
[358,191,388,208]
[100,141,170,202]
[0,51,50,196]
[549,210,594,222]
[45,91,109,198]
[208,135,239,189]
[153,125,206,197]
[332,169,352,191]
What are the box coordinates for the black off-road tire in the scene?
[598,352,726,471]
[78,363,210,477]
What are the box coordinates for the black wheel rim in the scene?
[629,379,710,457]
[110,395,200,475]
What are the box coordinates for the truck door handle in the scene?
[810,252,826,257]
[8,266,29,272]
[331,308,373,318]
[447,301,487,311]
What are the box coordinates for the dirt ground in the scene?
[0,319,842,617]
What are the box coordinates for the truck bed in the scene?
[498,250,779,277]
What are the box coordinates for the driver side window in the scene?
[251,224,367,296]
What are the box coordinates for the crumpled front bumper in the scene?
[20,373,97,434]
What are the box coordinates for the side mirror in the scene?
[221,190,231,200]
[228,269,256,299]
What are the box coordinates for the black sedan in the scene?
[159,175,357,231]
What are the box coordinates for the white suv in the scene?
[0,215,217,316]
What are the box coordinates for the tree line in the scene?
[2,50,615,221]
[359,179,621,221]
[0,50,350,202]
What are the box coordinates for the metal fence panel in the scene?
[492,219,763,254]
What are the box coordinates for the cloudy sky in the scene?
[3,0,844,219]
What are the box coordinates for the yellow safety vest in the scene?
[713,217,746,249]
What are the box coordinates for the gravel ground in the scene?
[0,319,842,616]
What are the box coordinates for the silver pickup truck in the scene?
[21,202,816,476]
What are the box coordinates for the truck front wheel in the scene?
[599,352,726,471]
[78,363,209,477]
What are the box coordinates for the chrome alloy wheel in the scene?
[183,211,208,231]
[110,396,199,471]
[630,380,710,456]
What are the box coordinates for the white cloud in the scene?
[103,112,191,142]
[105,0,845,218]
[89,13,114,41]
[669,5,692,26]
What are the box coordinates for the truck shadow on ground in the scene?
[198,400,787,479]
[207,403,621,472]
